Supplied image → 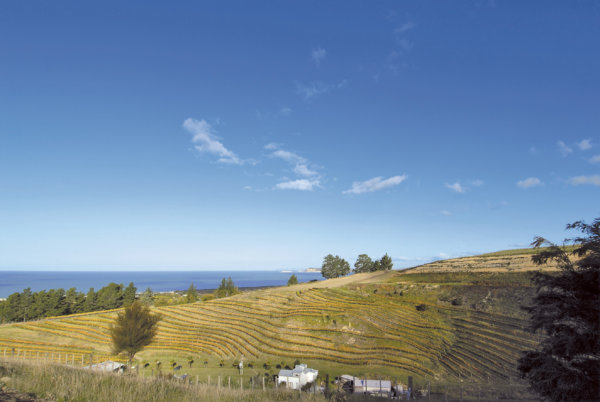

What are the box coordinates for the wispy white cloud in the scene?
[276,178,320,191]
[517,177,542,189]
[280,107,292,116]
[271,149,305,164]
[590,155,600,164]
[394,22,415,34]
[293,164,318,177]
[471,179,484,187]
[557,140,573,156]
[577,139,593,151]
[295,80,346,100]
[311,47,327,66]
[343,175,407,195]
[183,118,242,165]
[568,175,600,186]
[445,182,465,193]
[268,144,322,181]
[441,210,452,216]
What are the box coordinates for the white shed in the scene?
[277,364,319,390]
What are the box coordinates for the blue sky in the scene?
[1,1,599,271]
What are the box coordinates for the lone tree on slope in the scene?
[518,218,600,401]
[110,301,161,368]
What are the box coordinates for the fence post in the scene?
[196,375,198,385]
[262,376,265,391]
[218,375,221,388]
[428,381,431,402]
[208,375,210,386]
[229,376,231,389]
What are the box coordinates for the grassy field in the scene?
[0,249,550,400]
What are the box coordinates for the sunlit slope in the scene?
[406,247,568,273]
[0,263,541,380]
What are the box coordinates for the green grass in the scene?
[0,359,325,401]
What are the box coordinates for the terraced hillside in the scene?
[406,247,571,273]
[0,264,540,384]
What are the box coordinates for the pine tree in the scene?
[379,253,393,270]
[123,282,137,307]
[353,254,374,273]
[140,288,154,306]
[110,301,161,367]
[186,283,198,303]
[287,274,298,286]
[518,218,600,401]
[83,288,96,312]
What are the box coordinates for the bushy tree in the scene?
[110,301,161,367]
[214,277,238,298]
[353,254,373,273]
[140,288,154,306]
[379,253,393,270]
[186,283,198,303]
[96,283,124,310]
[518,218,600,401]
[287,274,299,286]
[123,282,137,307]
[321,254,350,279]
[83,288,96,312]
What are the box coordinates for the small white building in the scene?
[277,364,318,390]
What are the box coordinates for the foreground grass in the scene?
[0,359,325,402]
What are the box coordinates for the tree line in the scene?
[321,253,393,279]
[0,282,137,324]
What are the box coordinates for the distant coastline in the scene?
[0,270,323,298]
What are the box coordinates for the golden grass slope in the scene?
[0,251,548,382]
[405,247,570,273]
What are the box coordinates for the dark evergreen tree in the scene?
[46,289,68,317]
[518,218,600,401]
[379,253,393,271]
[353,254,374,273]
[65,288,85,314]
[321,254,350,279]
[123,282,137,307]
[214,277,238,298]
[140,288,154,306]
[110,301,161,367]
[287,274,299,286]
[96,283,124,310]
[186,283,198,303]
[83,288,96,312]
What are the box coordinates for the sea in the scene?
[0,270,323,298]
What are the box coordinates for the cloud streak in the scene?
[517,177,542,189]
[445,182,465,193]
[577,139,592,151]
[568,175,600,186]
[295,80,346,100]
[311,47,326,66]
[183,118,242,165]
[276,178,320,191]
[557,141,573,156]
[343,175,407,194]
